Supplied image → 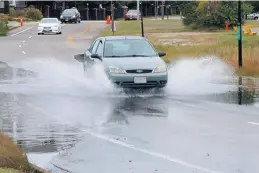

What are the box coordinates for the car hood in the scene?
[102,56,166,70]
[38,23,58,27]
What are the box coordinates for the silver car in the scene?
[74,36,168,88]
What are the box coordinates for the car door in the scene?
[84,39,100,70]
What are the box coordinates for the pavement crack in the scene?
[51,163,75,173]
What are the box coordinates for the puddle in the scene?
[0,60,259,170]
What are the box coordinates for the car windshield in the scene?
[40,18,58,23]
[62,10,75,15]
[103,39,158,58]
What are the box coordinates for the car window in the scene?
[103,39,157,58]
[91,40,100,54]
[95,42,103,56]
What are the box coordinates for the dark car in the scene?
[125,10,141,20]
[60,8,81,23]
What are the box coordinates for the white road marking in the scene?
[19,45,21,48]
[22,101,221,173]
[84,130,222,173]
[22,40,26,43]
[10,26,34,37]
[22,51,26,54]
[248,122,259,126]
[29,36,32,39]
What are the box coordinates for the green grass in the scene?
[244,19,259,28]
[0,168,20,173]
[100,19,186,36]
[101,19,259,77]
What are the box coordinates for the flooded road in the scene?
[1,60,259,173]
[1,21,259,173]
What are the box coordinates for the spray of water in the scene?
[1,56,236,97]
[164,56,236,95]
[2,58,119,97]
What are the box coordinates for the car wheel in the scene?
[255,17,258,20]
[38,33,40,35]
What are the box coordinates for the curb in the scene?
[8,25,20,30]
[30,163,51,173]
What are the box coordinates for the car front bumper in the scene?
[60,18,77,22]
[38,27,59,34]
[107,72,168,88]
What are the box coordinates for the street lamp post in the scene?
[238,0,242,68]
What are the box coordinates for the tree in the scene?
[181,1,253,30]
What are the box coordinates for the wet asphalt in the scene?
[1,21,259,173]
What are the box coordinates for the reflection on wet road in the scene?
[1,60,259,173]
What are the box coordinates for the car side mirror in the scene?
[158,52,166,57]
[91,54,102,61]
[74,54,84,63]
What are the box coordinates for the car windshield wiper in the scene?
[105,55,125,57]
[123,54,151,57]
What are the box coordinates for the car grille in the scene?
[120,81,158,87]
[43,27,51,30]
[126,69,153,74]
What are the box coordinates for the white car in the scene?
[247,12,259,20]
[37,18,62,35]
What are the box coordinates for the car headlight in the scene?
[153,65,167,73]
[72,15,76,18]
[109,66,125,74]
[60,15,64,18]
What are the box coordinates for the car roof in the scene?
[104,36,145,41]
[42,18,58,20]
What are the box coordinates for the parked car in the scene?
[125,9,141,20]
[60,8,81,23]
[74,36,168,89]
[247,12,259,20]
[37,18,62,35]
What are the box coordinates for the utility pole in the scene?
[154,0,157,19]
[137,0,140,20]
[140,1,144,37]
[238,0,242,68]
[111,0,115,35]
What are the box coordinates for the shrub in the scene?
[9,8,25,18]
[0,18,8,36]
[24,8,43,20]
[0,132,31,171]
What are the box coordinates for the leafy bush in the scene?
[181,1,253,30]
[0,19,9,36]
[8,7,43,21]
[9,17,33,22]
[9,8,25,17]
[24,8,43,20]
